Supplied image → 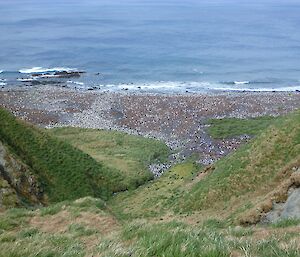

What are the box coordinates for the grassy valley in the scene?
[0,108,299,256]
[0,109,169,204]
[49,127,170,190]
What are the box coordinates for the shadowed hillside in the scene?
[0,108,168,205]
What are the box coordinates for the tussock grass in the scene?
[1,197,300,256]
[207,116,278,139]
[1,108,300,256]
[68,223,98,237]
[0,233,85,257]
[0,108,144,203]
[202,218,227,229]
[0,198,118,257]
[120,221,300,257]
[179,111,300,218]
[272,218,300,228]
[0,208,33,231]
[110,161,200,219]
[122,221,230,257]
[39,202,66,216]
[49,127,170,190]
[228,227,254,237]
[110,111,299,226]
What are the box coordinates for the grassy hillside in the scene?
[49,127,170,190]
[1,197,300,257]
[180,111,299,215]
[1,108,300,256]
[0,109,129,202]
[110,161,201,220]
[207,116,278,139]
[111,111,300,224]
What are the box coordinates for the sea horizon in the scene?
[1,0,300,92]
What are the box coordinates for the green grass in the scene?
[39,202,66,216]
[0,197,115,257]
[0,108,169,204]
[68,223,98,237]
[179,111,300,216]
[49,127,170,190]
[110,160,200,220]
[272,218,300,228]
[18,228,39,238]
[109,110,299,225]
[0,108,128,202]
[207,115,278,139]
[120,221,300,257]
[122,221,230,257]
[1,107,300,256]
[0,233,85,257]
[0,208,33,231]
[202,219,227,229]
[228,227,254,237]
[1,197,300,257]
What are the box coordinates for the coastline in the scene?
[1,85,299,166]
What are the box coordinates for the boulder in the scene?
[281,188,300,219]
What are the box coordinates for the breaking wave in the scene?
[19,67,78,74]
[233,81,250,85]
[96,81,300,92]
[67,80,85,86]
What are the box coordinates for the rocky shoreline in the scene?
[1,85,300,175]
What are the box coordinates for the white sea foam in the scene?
[99,81,300,93]
[17,78,37,82]
[67,80,84,86]
[19,67,77,74]
[98,81,216,92]
[234,81,250,85]
[101,81,196,91]
[0,70,3,74]
[0,82,6,86]
[39,74,61,78]
[209,85,300,92]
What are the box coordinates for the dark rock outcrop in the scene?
[0,141,45,209]
[31,71,85,79]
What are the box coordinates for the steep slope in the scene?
[48,127,169,189]
[0,108,131,203]
[111,111,300,225]
[0,110,300,257]
[0,141,45,209]
[179,110,300,222]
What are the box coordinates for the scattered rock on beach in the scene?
[1,86,300,176]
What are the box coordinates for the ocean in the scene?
[0,0,300,92]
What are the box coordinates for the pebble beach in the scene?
[1,86,299,172]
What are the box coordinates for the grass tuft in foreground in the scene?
[272,218,300,228]
[2,198,299,257]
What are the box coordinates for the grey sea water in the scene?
[0,0,300,92]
